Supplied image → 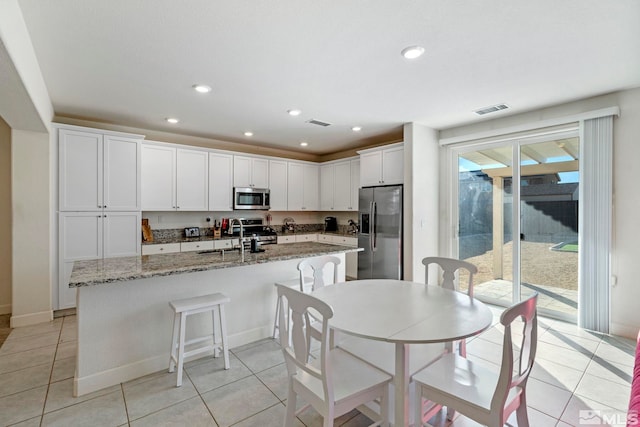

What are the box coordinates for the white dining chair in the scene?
[422,256,478,296]
[276,284,391,427]
[273,256,341,340]
[422,256,478,356]
[412,293,538,427]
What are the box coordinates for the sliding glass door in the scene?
[456,133,579,320]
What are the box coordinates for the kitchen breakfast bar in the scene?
[68,242,360,397]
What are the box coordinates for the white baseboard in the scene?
[74,354,167,397]
[10,310,53,327]
[74,326,272,397]
[610,322,640,340]
[0,303,11,315]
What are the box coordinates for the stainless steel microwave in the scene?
[233,187,270,210]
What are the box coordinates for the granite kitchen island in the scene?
[69,242,361,396]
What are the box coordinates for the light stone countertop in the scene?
[69,242,362,288]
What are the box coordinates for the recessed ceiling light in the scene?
[166,117,179,124]
[351,126,362,132]
[287,109,302,116]
[244,131,253,137]
[300,141,308,147]
[192,84,211,93]
[401,45,425,59]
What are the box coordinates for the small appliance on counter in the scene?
[250,236,265,253]
[324,216,338,232]
[282,217,296,232]
[184,227,200,238]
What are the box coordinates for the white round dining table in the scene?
[311,279,493,427]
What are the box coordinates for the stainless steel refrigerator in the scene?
[358,185,403,280]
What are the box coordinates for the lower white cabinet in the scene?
[180,241,213,252]
[295,234,317,243]
[277,235,295,244]
[142,238,238,255]
[58,211,141,309]
[141,243,181,255]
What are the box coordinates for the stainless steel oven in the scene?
[233,187,270,210]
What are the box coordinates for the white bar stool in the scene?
[169,292,230,387]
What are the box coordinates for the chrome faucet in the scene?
[230,218,245,262]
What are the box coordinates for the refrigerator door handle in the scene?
[371,201,377,251]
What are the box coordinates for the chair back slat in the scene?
[421,257,478,296]
[297,255,341,291]
[491,293,538,420]
[276,283,335,401]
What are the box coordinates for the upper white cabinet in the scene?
[320,164,334,210]
[141,143,209,211]
[269,160,288,211]
[176,149,209,211]
[233,155,269,188]
[59,127,141,211]
[208,152,233,211]
[350,159,360,211]
[319,158,360,211]
[358,143,404,187]
[287,162,319,211]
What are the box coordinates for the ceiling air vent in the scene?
[474,104,509,116]
[306,119,332,127]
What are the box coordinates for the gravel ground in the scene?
[464,241,578,291]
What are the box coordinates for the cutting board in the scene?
[142,218,153,242]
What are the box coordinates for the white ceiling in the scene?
[16,0,640,155]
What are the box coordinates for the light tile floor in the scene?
[0,307,635,427]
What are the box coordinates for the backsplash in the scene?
[148,223,357,242]
[142,211,359,231]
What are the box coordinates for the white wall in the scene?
[11,129,53,327]
[439,88,640,338]
[403,123,439,281]
[0,116,11,314]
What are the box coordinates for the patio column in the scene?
[492,177,504,279]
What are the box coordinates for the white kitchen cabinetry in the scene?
[277,235,296,244]
[176,149,209,211]
[141,243,181,255]
[233,155,269,188]
[142,238,237,255]
[295,234,317,243]
[358,143,404,187]
[58,211,141,309]
[141,143,175,210]
[141,143,208,211]
[319,159,360,211]
[208,152,233,211]
[288,162,319,211]
[320,164,334,210]
[180,241,214,252]
[269,160,288,210]
[59,127,141,212]
[350,159,360,211]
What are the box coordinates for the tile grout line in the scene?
[37,315,67,427]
